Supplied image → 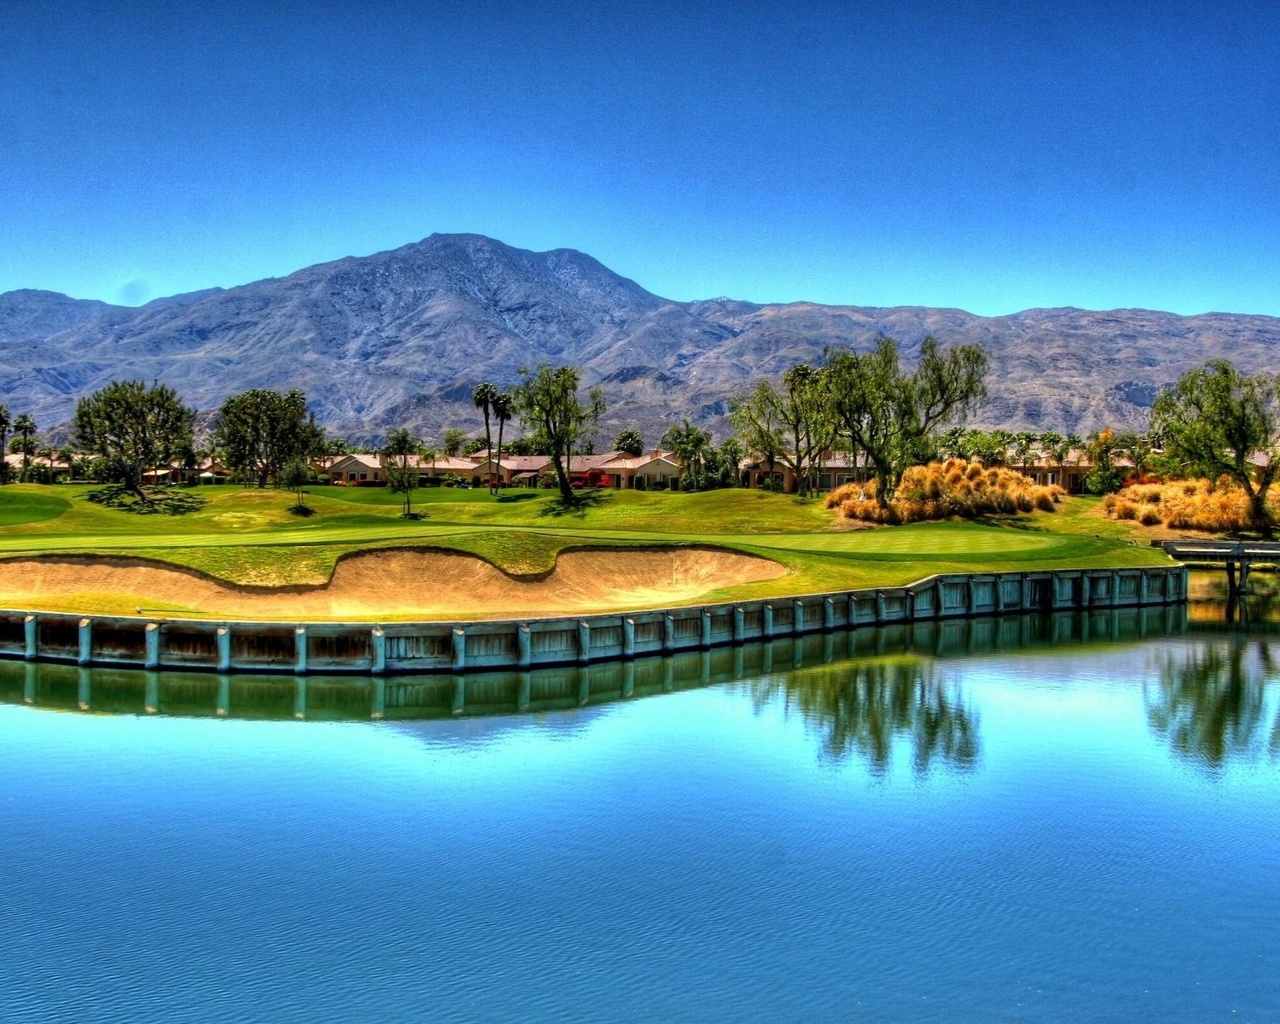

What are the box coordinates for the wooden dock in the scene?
[1161,540,1280,594]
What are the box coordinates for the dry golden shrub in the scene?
[1101,477,1280,533]
[834,459,1064,525]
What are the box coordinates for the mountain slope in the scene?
[3,233,1278,444]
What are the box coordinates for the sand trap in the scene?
[0,547,787,620]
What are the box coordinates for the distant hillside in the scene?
[3,233,1278,445]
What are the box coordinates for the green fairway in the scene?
[0,482,1172,612]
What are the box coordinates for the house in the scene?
[470,455,549,488]
[3,452,72,483]
[597,451,683,490]
[416,455,483,484]
[327,453,386,486]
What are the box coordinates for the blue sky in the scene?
[3,0,1278,316]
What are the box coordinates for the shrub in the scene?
[834,459,1064,525]
[1101,477,1280,533]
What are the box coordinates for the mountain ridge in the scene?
[5,233,1278,444]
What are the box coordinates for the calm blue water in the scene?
[2,620,1278,1023]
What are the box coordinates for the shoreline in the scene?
[0,564,1188,677]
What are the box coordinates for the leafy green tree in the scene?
[212,389,323,488]
[491,391,514,493]
[612,427,645,457]
[73,381,194,499]
[441,428,467,458]
[1084,428,1125,495]
[279,458,311,511]
[1151,359,1280,536]
[383,427,422,517]
[936,425,968,460]
[729,379,786,490]
[0,405,9,484]
[778,364,837,497]
[826,336,988,507]
[1112,430,1154,480]
[513,364,605,503]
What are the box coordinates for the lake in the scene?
[1,606,1277,1023]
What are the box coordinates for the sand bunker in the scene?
[0,548,787,620]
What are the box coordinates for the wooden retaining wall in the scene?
[0,565,1187,677]
[2,603,1190,721]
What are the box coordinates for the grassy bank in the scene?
[0,483,1171,613]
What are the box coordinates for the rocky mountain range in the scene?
[3,233,1278,446]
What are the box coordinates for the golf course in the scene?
[0,482,1174,620]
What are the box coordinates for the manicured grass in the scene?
[0,483,1173,610]
[0,489,72,526]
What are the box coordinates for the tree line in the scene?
[8,347,1272,530]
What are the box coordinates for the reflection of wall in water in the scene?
[0,607,1188,724]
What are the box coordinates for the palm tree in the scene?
[1012,431,1038,475]
[0,404,9,484]
[472,381,498,469]
[12,413,35,480]
[491,390,514,495]
[663,418,712,491]
[1039,431,1070,487]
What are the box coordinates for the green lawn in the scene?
[0,483,1172,611]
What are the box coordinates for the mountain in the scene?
[3,233,1278,445]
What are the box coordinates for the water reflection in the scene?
[0,608,1184,725]
[754,657,978,775]
[1146,638,1280,771]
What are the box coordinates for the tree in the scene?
[729,379,786,490]
[11,413,36,479]
[936,426,968,460]
[212,389,323,488]
[279,458,311,511]
[473,382,498,462]
[777,364,837,497]
[491,391,514,494]
[1150,359,1280,537]
[383,427,422,517]
[825,336,987,507]
[1084,428,1125,495]
[1112,430,1153,480]
[1039,431,1070,486]
[441,428,467,458]
[0,405,9,484]
[513,364,605,503]
[663,418,713,491]
[613,427,645,457]
[1012,431,1038,475]
[714,437,743,489]
[73,381,194,499]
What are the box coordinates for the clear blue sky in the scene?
[3,0,1278,316]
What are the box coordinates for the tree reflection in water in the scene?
[753,656,979,776]
[1146,638,1280,771]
